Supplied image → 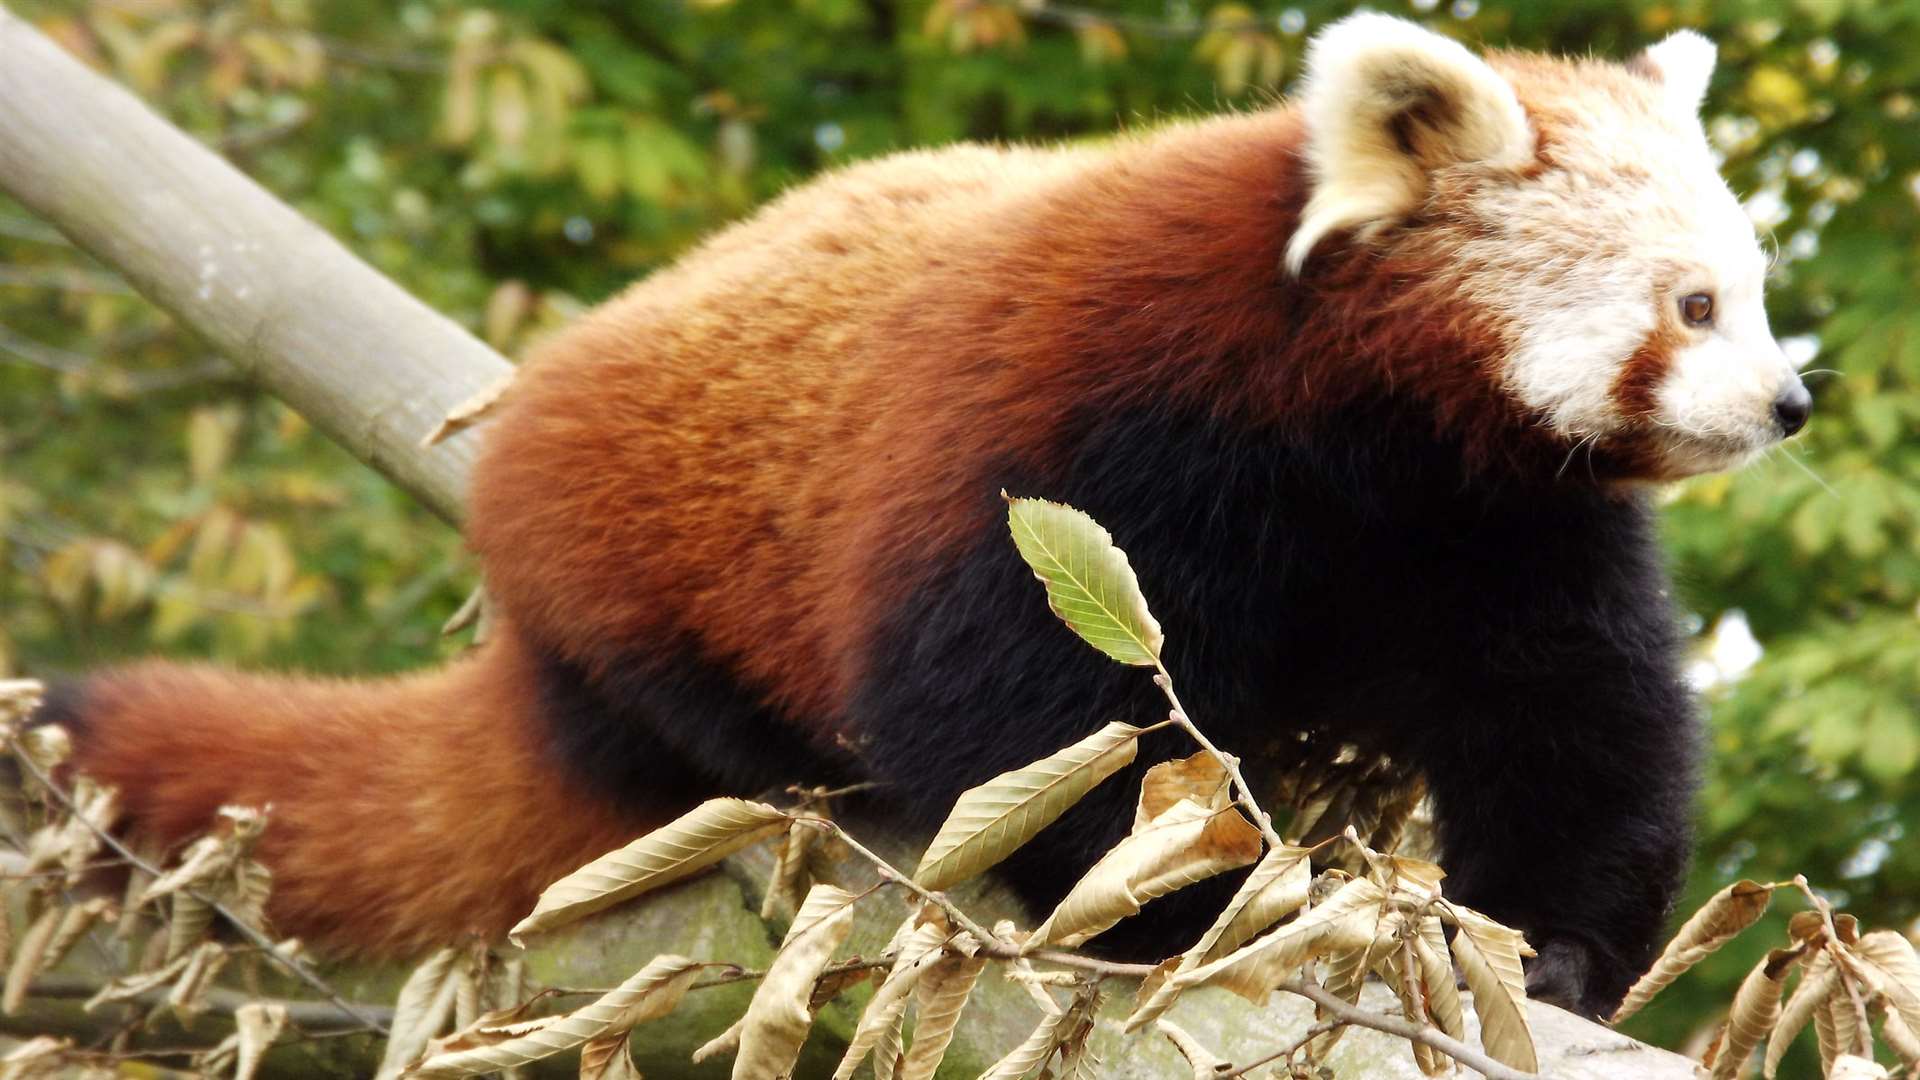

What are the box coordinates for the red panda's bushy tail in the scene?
[34,628,648,957]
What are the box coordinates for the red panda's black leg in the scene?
[1410,641,1699,1019]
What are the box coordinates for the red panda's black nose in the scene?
[1773,382,1812,437]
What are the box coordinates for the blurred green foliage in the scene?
[1,0,1916,1058]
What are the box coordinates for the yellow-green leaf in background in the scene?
[1005,496,1163,667]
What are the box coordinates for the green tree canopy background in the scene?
[2,0,1915,1058]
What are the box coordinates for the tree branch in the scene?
[0,8,507,525]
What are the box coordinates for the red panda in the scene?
[38,14,1810,1018]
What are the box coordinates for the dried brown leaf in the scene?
[578,1032,642,1080]
[761,821,818,922]
[979,986,1097,1080]
[1031,795,1259,949]
[167,891,215,962]
[1153,876,1386,1011]
[895,950,988,1080]
[1881,1000,1920,1068]
[1381,934,1445,1077]
[871,1014,904,1080]
[43,898,111,975]
[168,940,230,1022]
[1311,909,1403,1059]
[913,722,1141,892]
[1768,948,1836,1078]
[1006,496,1164,666]
[379,947,464,1080]
[1155,1020,1227,1079]
[0,679,45,724]
[1854,930,1920,1038]
[81,951,191,1012]
[1449,904,1538,1073]
[407,954,701,1078]
[691,1017,744,1065]
[832,924,946,1080]
[1135,752,1232,825]
[3,906,57,1015]
[1613,880,1773,1022]
[1414,916,1468,1043]
[1707,948,1796,1079]
[511,799,789,943]
[233,1001,289,1080]
[1829,1054,1889,1079]
[730,885,858,1079]
[1827,989,1867,1064]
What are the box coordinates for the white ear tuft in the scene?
[1285,13,1534,274]
[1637,30,1716,115]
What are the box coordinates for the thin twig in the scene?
[1280,977,1545,1080]
[1221,1018,1338,1078]
[1152,668,1285,850]
[795,817,1008,951]
[1792,874,1874,1057]
[22,974,392,1033]
[691,956,891,992]
[7,736,390,1036]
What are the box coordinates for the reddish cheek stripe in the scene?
[1611,326,1681,420]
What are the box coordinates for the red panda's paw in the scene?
[1523,936,1617,1021]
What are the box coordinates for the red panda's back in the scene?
[467,142,1096,725]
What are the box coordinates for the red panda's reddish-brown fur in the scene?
[59,630,646,954]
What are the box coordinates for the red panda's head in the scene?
[1285,14,1809,480]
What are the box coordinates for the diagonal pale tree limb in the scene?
[0,5,503,525]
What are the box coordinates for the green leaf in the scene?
[1005,496,1164,667]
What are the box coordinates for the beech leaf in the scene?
[731,884,859,1080]
[405,954,702,1078]
[377,948,463,1080]
[832,924,946,1080]
[1613,879,1773,1022]
[1767,949,1836,1078]
[978,988,1097,1080]
[1414,916,1468,1043]
[1005,496,1163,666]
[1153,877,1385,1010]
[896,950,989,1080]
[1854,930,1920,1038]
[1448,906,1538,1074]
[1708,948,1797,1080]
[579,1032,643,1080]
[914,722,1141,891]
[1124,840,1318,1030]
[232,1002,288,1080]
[1028,795,1260,950]
[511,798,790,942]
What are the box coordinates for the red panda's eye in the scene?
[1680,292,1714,326]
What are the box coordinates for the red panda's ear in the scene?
[1285,14,1534,274]
[1633,30,1716,117]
